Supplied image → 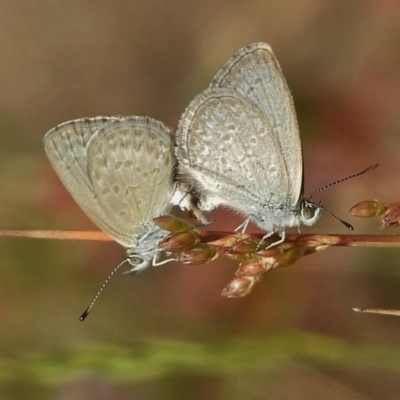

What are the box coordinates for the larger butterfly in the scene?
[175,42,322,245]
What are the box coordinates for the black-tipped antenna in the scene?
[309,164,378,200]
[320,204,354,230]
[79,259,128,321]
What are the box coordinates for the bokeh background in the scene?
[1,1,400,399]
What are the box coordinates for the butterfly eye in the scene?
[301,204,316,221]
[300,200,323,227]
[129,255,144,266]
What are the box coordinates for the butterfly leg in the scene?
[259,230,285,250]
[152,251,177,267]
[234,216,251,233]
[172,187,210,225]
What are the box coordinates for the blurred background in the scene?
[1,1,400,399]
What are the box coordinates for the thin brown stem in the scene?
[1,229,399,248]
[0,229,112,241]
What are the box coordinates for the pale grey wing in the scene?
[210,42,302,205]
[86,117,175,247]
[43,116,124,238]
[177,88,289,215]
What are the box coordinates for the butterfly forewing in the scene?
[177,88,289,214]
[210,42,302,205]
[86,117,175,246]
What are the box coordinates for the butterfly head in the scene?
[254,198,322,232]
